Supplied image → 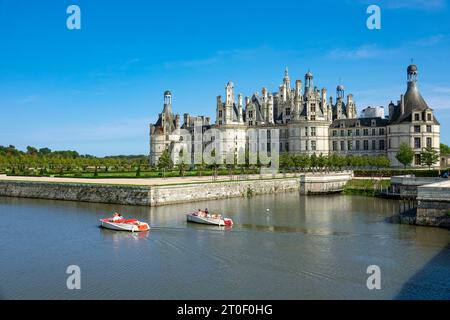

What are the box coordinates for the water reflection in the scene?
[0,193,449,300]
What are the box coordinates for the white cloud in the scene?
[328,44,395,59]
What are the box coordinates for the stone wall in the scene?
[0,173,354,207]
[0,181,152,205]
[299,172,354,194]
[390,175,444,198]
[415,180,450,228]
[150,178,300,206]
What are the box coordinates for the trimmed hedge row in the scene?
[354,169,449,178]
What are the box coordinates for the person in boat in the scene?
[204,208,209,218]
[112,212,123,222]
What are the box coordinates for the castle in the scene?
[150,64,440,168]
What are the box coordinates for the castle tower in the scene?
[163,90,172,113]
[304,71,313,96]
[346,94,356,119]
[238,93,244,123]
[283,67,291,94]
[321,88,328,119]
[268,94,274,124]
[225,81,235,123]
[225,81,234,106]
[336,84,345,100]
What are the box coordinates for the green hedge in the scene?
[354,169,447,178]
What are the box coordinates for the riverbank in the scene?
[0,172,353,206]
[343,178,391,196]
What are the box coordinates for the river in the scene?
[1,193,449,300]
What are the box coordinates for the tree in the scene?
[157,149,173,174]
[135,164,141,177]
[421,146,440,170]
[441,143,450,156]
[396,143,414,168]
[38,148,52,156]
[26,146,38,156]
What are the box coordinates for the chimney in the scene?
[175,114,181,129]
[183,113,190,127]
[295,80,302,99]
[400,94,405,115]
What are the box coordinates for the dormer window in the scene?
[371,120,376,127]
[414,113,420,121]
[340,123,345,128]
[356,121,361,127]
[427,113,432,122]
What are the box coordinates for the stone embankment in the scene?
[0,172,353,206]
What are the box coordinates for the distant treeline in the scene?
[0,145,149,175]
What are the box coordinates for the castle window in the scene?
[305,127,309,137]
[414,138,421,149]
[371,120,376,127]
[219,121,222,125]
[379,140,385,150]
[372,128,376,136]
[415,154,421,166]
[379,128,385,135]
[363,140,369,150]
[414,113,420,121]
[286,142,289,152]
[340,130,345,137]
[427,137,432,148]
[219,110,223,118]
[348,141,353,151]
[311,104,316,112]
[249,121,253,126]
[414,125,421,133]
[348,130,352,136]
[311,141,316,151]
[332,141,338,151]
[332,130,337,137]
[356,141,360,150]
[340,141,345,151]
[311,127,316,137]
[356,121,361,127]
[427,113,432,121]
[427,125,432,133]
[356,129,360,136]
[249,111,253,118]
[286,108,291,116]
[310,115,316,121]
[372,140,376,150]
[363,129,369,136]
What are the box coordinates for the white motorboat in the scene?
[186,212,233,227]
[100,217,150,232]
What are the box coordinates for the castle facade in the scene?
[150,65,440,168]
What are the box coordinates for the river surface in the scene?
[1,193,450,300]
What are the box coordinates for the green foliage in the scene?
[441,143,450,156]
[421,146,440,169]
[157,149,173,171]
[396,143,415,168]
[135,165,141,177]
[354,169,442,177]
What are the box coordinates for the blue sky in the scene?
[0,0,449,156]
